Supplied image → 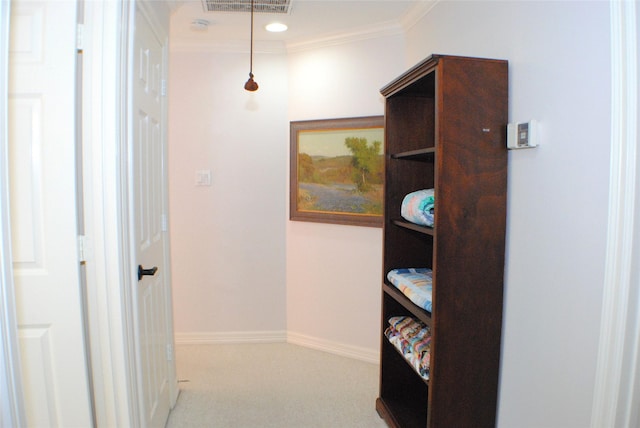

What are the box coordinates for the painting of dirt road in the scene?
[290,116,384,227]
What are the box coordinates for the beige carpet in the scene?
[166,343,388,428]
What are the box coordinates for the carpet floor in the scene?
[165,343,388,428]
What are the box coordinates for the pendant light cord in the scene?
[244,0,259,91]
[249,0,254,75]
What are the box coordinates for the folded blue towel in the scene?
[387,268,433,312]
[401,189,435,227]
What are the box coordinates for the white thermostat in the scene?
[507,120,538,149]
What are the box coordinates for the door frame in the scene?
[0,0,26,426]
[81,0,177,425]
[590,1,639,426]
[80,2,139,423]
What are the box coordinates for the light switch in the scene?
[195,169,211,186]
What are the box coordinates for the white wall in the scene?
[168,32,406,354]
[168,50,288,337]
[285,35,405,358]
[404,2,611,427]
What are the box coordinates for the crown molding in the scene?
[284,20,404,53]
[170,39,286,54]
[171,21,404,54]
[400,0,439,32]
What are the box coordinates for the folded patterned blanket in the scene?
[387,268,433,312]
[384,316,431,380]
[400,189,435,227]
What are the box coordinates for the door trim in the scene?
[591,1,639,426]
[80,1,140,425]
[0,1,26,426]
[81,1,176,426]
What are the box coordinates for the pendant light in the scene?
[244,0,259,91]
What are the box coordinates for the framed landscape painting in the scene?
[290,116,384,227]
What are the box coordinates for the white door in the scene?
[132,6,173,428]
[8,0,92,426]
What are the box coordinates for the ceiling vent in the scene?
[201,0,291,14]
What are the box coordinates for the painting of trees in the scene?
[290,116,384,227]
[344,137,383,192]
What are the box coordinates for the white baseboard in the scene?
[174,330,287,345]
[174,330,380,364]
[287,331,380,364]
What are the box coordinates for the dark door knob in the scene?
[138,265,158,281]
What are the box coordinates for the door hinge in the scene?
[166,343,174,361]
[161,79,167,97]
[78,235,90,263]
[76,23,84,51]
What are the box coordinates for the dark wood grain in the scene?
[378,54,508,428]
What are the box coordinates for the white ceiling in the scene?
[170,0,434,52]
